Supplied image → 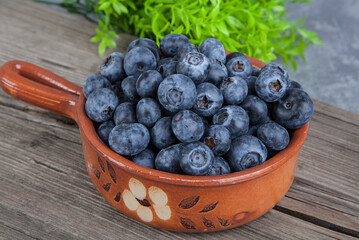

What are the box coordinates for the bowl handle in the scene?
[0,61,82,121]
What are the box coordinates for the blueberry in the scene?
[176,52,210,85]
[172,110,204,143]
[200,116,211,139]
[288,80,303,90]
[226,52,253,78]
[136,70,163,98]
[127,38,159,54]
[180,142,214,176]
[121,75,139,102]
[227,135,267,171]
[114,102,136,125]
[272,89,314,129]
[175,43,199,60]
[247,125,259,136]
[207,58,228,86]
[158,57,174,66]
[100,52,126,83]
[132,148,155,169]
[255,70,288,102]
[157,74,196,113]
[85,88,119,122]
[225,52,244,62]
[83,73,112,99]
[157,59,177,78]
[207,156,231,176]
[246,76,257,95]
[127,38,160,63]
[160,33,190,57]
[156,57,173,75]
[155,143,184,174]
[252,68,261,77]
[193,82,223,117]
[203,125,231,155]
[261,114,272,124]
[240,95,268,125]
[199,37,226,64]
[136,98,161,128]
[150,117,176,149]
[124,47,157,77]
[111,81,125,100]
[257,122,290,151]
[220,76,248,105]
[260,63,289,81]
[109,123,150,156]
[97,120,115,145]
[212,105,249,138]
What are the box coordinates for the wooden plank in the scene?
[0,0,358,239]
[275,99,359,236]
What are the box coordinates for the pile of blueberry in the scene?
[84,33,314,176]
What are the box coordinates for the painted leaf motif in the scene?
[102,182,111,192]
[107,161,117,183]
[114,192,121,202]
[202,217,215,228]
[199,201,219,213]
[180,217,196,229]
[93,169,101,179]
[217,217,230,227]
[136,198,151,207]
[178,196,200,209]
[98,157,105,172]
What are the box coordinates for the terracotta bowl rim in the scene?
[77,56,309,187]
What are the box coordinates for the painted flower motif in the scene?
[122,178,171,222]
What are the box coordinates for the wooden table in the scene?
[0,1,358,239]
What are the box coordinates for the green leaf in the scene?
[106,37,116,48]
[309,36,323,45]
[217,21,229,36]
[173,25,184,34]
[273,5,286,12]
[152,13,160,36]
[208,3,220,19]
[180,10,190,34]
[126,1,136,10]
[98,1,111,10]
[95,28,103,37]
[160,22,170,34]
[247,12,255,28]
[98,20,106,30]
[194,24,201,39]
[290,56,297,71]
[113,1,128,15]
[296,27,311,39]
[108,30,119,39]
[89,35,101,42]
[227,16,244,29]
[98,40,106,56]
[260,31,267,45]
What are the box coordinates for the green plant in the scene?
[35,0,322,69]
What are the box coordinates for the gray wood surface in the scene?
[0,0,358,239]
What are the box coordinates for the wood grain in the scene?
[0,0,358,239]
[276,100,359,236]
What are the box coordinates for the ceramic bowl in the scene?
[0,57,309,232]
